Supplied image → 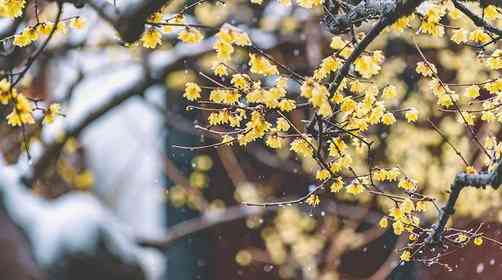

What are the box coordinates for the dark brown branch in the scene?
[115,0,174,43]
[453,0,502,37]
[327,0,424,95]
[430,160,502,243]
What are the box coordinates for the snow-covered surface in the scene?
[41,55,166,279]
[0,153,165,279]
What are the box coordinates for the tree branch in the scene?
[327,0,424,95]
[430,160,502,243]
[453,0,502,37]
[24,79,153,186]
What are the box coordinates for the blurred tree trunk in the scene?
[0,204,45,280]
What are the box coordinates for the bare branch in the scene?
[430,160,502,243]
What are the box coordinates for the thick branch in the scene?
[430,160,502,243]
[327,0,424,95]
[453,0,502,38]
[24,79,152,186]
[115,0,173,43]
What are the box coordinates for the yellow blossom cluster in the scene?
[214,27,251,60]
[13,18,85,48]
[0,79,33,126]
[140,13,206,48]
[378,197,424,236]
[418,3,446,37]
[0,78,61,127]
[0,0,25,18]
[254,0,323,9]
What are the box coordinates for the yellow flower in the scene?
[400,250,411,262]
[278,0,291,5]
[13,30,32,47]
[265,135,283,149]
[297,0,323,9]
[278,99,296,112]
[449,8,462,20]
[141,29,162,48]
[405,108,418,123]
[419,21,444,37]
[7,94,34,127]
[382,85,397,100]
[456,234,468,243]
[481,111,496,122]
[346,179,364,195]
[221,90,240,105]
[316,169,330,181]
[276,117,290,132]
[373,169,387,181]
[328,137,347,156]
[340,98,357,113]
[36,22,54,36]
[330,178,343,192]
[474,236,484,246]
[484,5,498,21]
[0,79,12,105]
[415,201,427,212]
[183,82,202,101]
[318,102,333,118]
[382,112,396,125]
[0,0,25,18]
[401,199,415,213]
[386,168,400,181]
[378,217,388,228]
[330,36,346,49]
[249,54,279,76]
[70,17,86,30]
[213,39,234,61]
[43,103,61,125]
[56,22,67,34]
[354,55,381,78]
[320,56,340,74]
[231,30,251,46]
[178,27,203,44]
[391,15,412,32]
[290,137,313,158]
[464,85,480,99]
[451,29,467,44]
[306,194,320,206]
[74,170,94,190]
[416,61,436,77]
[148,12,163,23]
[213,63,228,77]
[398,177,416,191]
[231,74,250,90]
[339,47,353,59]
[392,221,405,235]
[487,50,502,70]
[465,166,476,175]
[469,29,491,44]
